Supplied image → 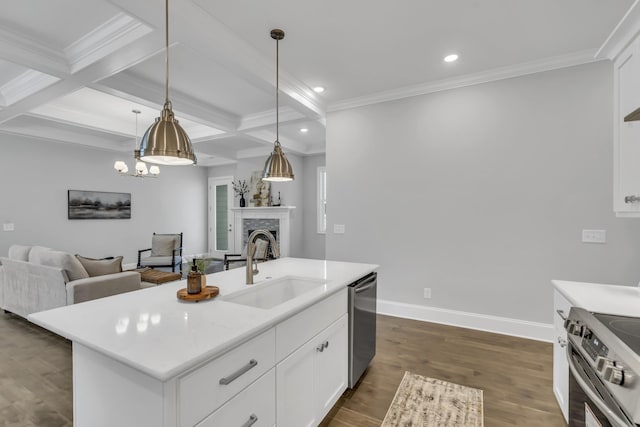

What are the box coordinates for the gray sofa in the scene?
[1,245,141,319]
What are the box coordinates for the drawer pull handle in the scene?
[556,309,567,321]
[241,414,258,427]
[625,195,640,204]
[219,359,258,385]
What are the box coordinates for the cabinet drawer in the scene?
[276,288,347,362]
[179,328,276,427]
[196,369,275,427]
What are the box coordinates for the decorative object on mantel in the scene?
[114,110,160,178]
[177,286,219,302]
[250,170,270,207]
[138,0,196,166]
[68,190,131,220]
[262,29,294,182]
[272,191,281,206]
[232,179,249,207]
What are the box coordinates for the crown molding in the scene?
[0,70,60,107]
[64,13,153,74]
[0,27,68,76]
[328,49,602,112]
[596,0,640,60]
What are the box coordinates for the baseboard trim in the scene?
[377,299,554,342]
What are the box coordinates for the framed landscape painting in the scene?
[68,190,131,220]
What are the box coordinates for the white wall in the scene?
[302,154,326,259]
[326,61,640,324]
[208,154,305,257]
[0,134,209,264]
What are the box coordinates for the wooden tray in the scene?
[177,286,219,302]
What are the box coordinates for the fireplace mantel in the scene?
[230,206,295,257]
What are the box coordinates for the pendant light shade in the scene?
[139,0,196,166]
[262,29,294,182]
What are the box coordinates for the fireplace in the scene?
[231,206,295,257]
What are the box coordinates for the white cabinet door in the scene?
[315,315,348,421]
[276,338,318,427]
[552,290,571,423]
[276,314,349,427]
[614,37,640,216]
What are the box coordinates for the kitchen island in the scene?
[29,257,378,427]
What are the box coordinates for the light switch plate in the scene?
[333,224,345,234]
[3,223,14,232]
[582,229,606,243]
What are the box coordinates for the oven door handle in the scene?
[567,350,632,427]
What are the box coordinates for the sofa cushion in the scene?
[8,245,31,261]
[76,255,123,277]
[151,234,179,256]
[39,250,90,281]
[28,246,51,264]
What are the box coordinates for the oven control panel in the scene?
[581,328,609,361]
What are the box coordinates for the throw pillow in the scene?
[28,246,52,264]
[39,250,90,281]
[8,245,31,261]
[151,235,178,256]
[254,239,269,259]
[76,255,123,277]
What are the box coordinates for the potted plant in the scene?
[232,179,249,207]
[187,258,212,294]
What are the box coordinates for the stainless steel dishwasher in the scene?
[348,272,377,388]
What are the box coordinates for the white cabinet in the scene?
[614,36,640,216]
[276,314,348,427]
[552,290,571,423]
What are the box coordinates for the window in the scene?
[317,166,326,233]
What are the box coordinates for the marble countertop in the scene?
[552,280,640,316]
[29,257,378,381]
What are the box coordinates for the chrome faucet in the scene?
[246,229,280,284]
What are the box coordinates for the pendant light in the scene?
[114,110,160,178]
[262,29,294,182]
[138,0,196,166]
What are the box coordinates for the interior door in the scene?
[208,177,234,258]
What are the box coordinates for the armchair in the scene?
[137,232,183,273]
[223,238,271,270]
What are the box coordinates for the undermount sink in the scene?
[222,276,327,309]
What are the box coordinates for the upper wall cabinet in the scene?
[614,37,640,216]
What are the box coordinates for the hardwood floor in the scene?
[0,311,565,426]
[320,315,566,427]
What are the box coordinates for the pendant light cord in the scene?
[165,0,170,104]
[276,36,279,144]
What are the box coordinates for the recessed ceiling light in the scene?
[444,54,459,63]
[313,86,325,93]
[300,128,309,133]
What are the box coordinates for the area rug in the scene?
[381,371,484,427]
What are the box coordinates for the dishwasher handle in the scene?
[351,272,376,291]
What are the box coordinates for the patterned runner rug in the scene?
[381,372,484,427]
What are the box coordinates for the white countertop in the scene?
[28,258,378,381]
[552,280,640,316]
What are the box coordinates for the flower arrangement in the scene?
[232,179,249,198]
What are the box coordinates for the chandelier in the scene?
[114,110,160,178]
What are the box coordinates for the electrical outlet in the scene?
[423,288,431,299]
[582,229,606,244]
[333,224,345,234]
[3,223,14,232]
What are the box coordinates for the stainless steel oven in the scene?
[565,307,640,427]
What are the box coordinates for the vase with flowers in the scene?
[232,179,249,207]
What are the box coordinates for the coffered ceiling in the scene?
[0,0,633,166]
